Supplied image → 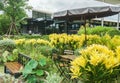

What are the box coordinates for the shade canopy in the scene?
[53,0,120,20]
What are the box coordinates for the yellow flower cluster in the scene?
[111,36,120,46]
[49,34,120,51]
[87,34,101,45]
[49,33,85,50]
[80,44,115,57]
[70,44,120,79]
[25,39,36,45]
[70,56,86,79]
[115,46,120,63]
[110,36,120,49]
[36,39,50,46]
[14,39,50,46]
[14,39,25,45]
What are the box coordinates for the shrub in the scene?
[0,39,15,51]
[13,34,49,40]
[0,74,23,83]
[0,39,16,52]
[14,38,51,56]
[45,73,63,83]
[0,39,17,63]
[0,49,18,63]
[38,46,53,57]
[107,29,120,37]
[78,26,115,36]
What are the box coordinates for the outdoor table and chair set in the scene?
[52,49,77,82]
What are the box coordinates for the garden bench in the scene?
[4,53,31,78]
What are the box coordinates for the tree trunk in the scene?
[6,16,19,37]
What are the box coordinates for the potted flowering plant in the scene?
[70,44,120,83]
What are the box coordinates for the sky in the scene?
[27,0,116,13]
[27,0,88,17]
[28,0,68,13]
[27,0,64,17]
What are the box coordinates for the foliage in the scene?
[0,74,23,83]
[21,34,41,39]
[77,26,116,36]
[49,33,85,54]
[22,58,47,83]
[14,38,50,46]
[0,49,18,63]
[0,39,15,52]
[74,47,84,56]
[45,73,63,83]
[0,39,18,62]
[110,35,120,50]
[38,46,53,57]
[87,34,101,46]
[0,0,29,35]
[40,35,49,40]
[14,38,51,56]
[14,38,55,72]
[0,14,10,35]
[70,44,120,83]
[107,29,120,37]
[52,47,60,55]
[13,34,49,40]
[49,33,120,52]
[49,33,110,54]
[0,51,10,62]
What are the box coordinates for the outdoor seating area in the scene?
[0,27,120,82]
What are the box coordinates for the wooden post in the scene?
[117,13,120,30]
[84,19,87,47]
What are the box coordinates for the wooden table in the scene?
[52,54,78,80]
[60,55,77,61]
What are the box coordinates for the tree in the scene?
[0,14,10,35]
[0,0,29,35]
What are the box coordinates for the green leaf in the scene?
[35,70,44,76]
[12,49,18,54]
[3,58,7,62]
[2,51,9,58]
[7,55,14,61]
[22,65,32,76]
[27,75,37,83]
[39,58,46,66]
[27,59,38,69]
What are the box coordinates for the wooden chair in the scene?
[52,49,75,81]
